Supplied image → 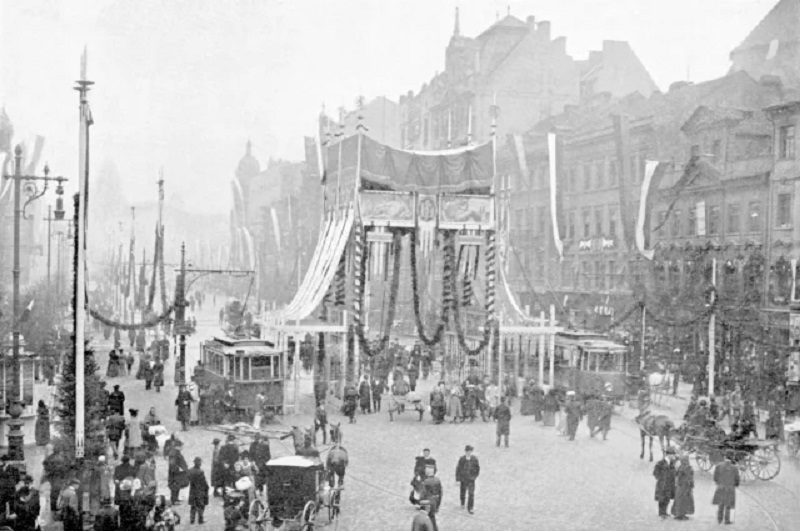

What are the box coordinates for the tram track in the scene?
[614,415,785,531]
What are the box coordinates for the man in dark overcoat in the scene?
[712,454,740,524]
[249,434,272,494]
[420,465,442,531]
[168,445,189,504]
[565,391,583,441]
[187,457,210,524]
[494,397,512,447]
[109,385,125,416]
[653,447,677,518]
[455,445,480,514]
[175,383,194,431]
[211,438,225,497]
[219,434,240,489]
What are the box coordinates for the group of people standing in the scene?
[653,446,740,524]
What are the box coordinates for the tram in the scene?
[200,336,285,418]
[553,330,629,400]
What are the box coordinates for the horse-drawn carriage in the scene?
[685,436,781,481]
[246,456,342,531]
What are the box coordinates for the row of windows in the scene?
[568,206,618,239]
[522,153,648,192]
[654,194,792,238]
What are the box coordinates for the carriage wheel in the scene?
[737,453,756,482]
[328,488,341,522]
[301,500,317,530]
[695,451,712,473]
[248,498,267,531]
[750,446,781,480]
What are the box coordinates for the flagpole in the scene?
[74,48,94,459]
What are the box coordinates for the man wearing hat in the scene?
[420,465,442,531]
[653,447,677,518]
[220,434,240,489]
[188,457,210,524]
[712,452,740,524]
[175,383,194,431]
[411,499,435,531]
[410,448,437,505]
[455,445,480,514]
[10,474,40,531]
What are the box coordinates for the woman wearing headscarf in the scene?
[35,399,51,446]
[672,455,695,520]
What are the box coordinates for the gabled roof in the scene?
[733,0,800,52]
[477,14,527,39]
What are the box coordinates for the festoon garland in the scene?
[410,229,454,347]
[352,225,402,357]
[449,230,496,356]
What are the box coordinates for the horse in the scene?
[636,411,675,461]
[326,425,348,488]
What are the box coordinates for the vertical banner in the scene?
[547,133,563,260]
[636,160,669,260]
[612,114,636,249]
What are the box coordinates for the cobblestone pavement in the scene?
[59,304,799,531]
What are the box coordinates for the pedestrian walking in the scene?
[672,456,695,520]
[420,465,442,531]
[249,435,271,495]
[188,381,201,426]
[188,457,210,524]
[448,384,464,423]
[359,377,371,414]
[211,438,225,497]
[109,385,125,416]
[143,407,162,453]
[143,356,154,390]
[152,358,165,393]
[168,444,189,504]
[411,500,435,531]
[175,383,194,431]
[125,409,143,457]
[344,384,359,424]
[653,447,677,518]
[494,397,511,447]
[565,391,582,441]
[58,478,82,531]
[712,453,740,525]
[585,394,599,436]
[592,395,613,440]
[371,377,383,412]
[542,389,559,427]
[35,399,51,446]
[220,434,241,489]
[410,449,437,505]
[10,474,40,531]
[455,445,480,514]
[126,350,135,374]
[314,402,328,445]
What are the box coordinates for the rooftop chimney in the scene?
[538,21,551,41]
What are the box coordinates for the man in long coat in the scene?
[712,454,739,524]
[187,457,210,524]
[592,396,613,440]
[455,445,480,514]
[564,392,583,441]
[210,438,224,497]
[653,448,677,518]
[109,385,125,416]
[168,445,189,504]
[494,397,512,447]
[420,466,442,531]
[175,383,194,431]
[219,434,240,489]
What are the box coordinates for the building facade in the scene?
[399,9,657,151]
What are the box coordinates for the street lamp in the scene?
[45,188,67,294]
[2,144,67,461]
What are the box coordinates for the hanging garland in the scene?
[449,231,496,356]
[90,303,174,331]
[598,300,644,332]
[410,229,453,347]
[352,229,402,357]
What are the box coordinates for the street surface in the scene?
[65,302,800,531]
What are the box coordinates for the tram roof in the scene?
[266,455,322,468]
[205,336,280,353]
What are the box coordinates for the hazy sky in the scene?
[0,0,777,210]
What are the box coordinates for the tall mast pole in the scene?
[74,48,94,459]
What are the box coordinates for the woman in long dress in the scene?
[448,384,463,423]
[672,456,695,520]
[107,350,120,378]
[35,400,50,446]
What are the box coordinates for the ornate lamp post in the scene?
[2,145,66,460]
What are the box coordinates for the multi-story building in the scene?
[399,9,657,151]
[229,142,321,305]
[508,72,788,329]
[320,96,400,148]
